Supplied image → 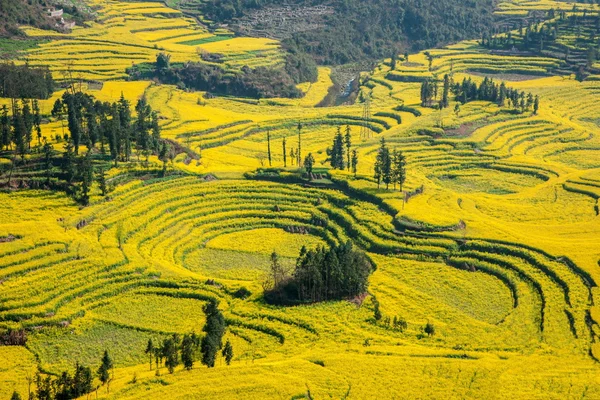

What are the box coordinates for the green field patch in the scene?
[27,321,161,373]
[92,293,206,333]
[177,35,233,46]
[432,168,544,195]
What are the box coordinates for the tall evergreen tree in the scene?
[145,338,155,370]
[441,74,450,109]
[304,153,315,177]
[267,130,272,167]
[0,105,10,150]
[201,300,225,368]
[392,150,407,191]
[344,125,352,171]
[297,123,303,166]
[22,101,33,150]
[181,334,195,370]
[351,149,358,177]
[97,350,113,390]
[282,136,287,167]
[222,339,233,365]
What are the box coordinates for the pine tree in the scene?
[145,338,155,370]
[344,125,352,171]
[267,130,272,167]
[163,335,179,373]
[392,150,407,191]
[201,300,225,368]
[304,153,315,177]
[382,146,392,189]
[441,74,450,109]
[282,136,287,167]
[351,149,358,177]
[32,99,42,146]
[22,101,33,150]
[330,128,345,170]
[42,139,53,186]
[62,142,76,184]
[97,167,108,197]
[118,94,132,161]
[1,105,10,150]
[533,95,540,115]
[66,96,81,155]
[297,123,302,166]
[181,334,195,370]
[79,151,93,206]
[97,350,113,389]
[222,339,233,365]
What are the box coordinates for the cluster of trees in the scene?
[420,75,540,114]
[452,77,539,113]
[1,99,43,158]
[199,0,497,65]
[143,300,230,372]
[12,350,113,400]
[264,242,373,304]
[327,126,359,175]
[52,91,162,162]
[128,53,316,99]
[263,123,306,169]
[0,63,54,99]
[374,138,406,191]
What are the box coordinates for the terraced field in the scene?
[2,0,600,398]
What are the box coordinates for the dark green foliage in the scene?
[162,335,179,373]
[31,363,94,400]
[145,338,155,370]
[10,392,21,400]
[304,153,315,176]
[181,334,195,370]
[0,63,53,99]
[328,128,345,170]
[127,53,315,99]
[266,241,373,304]
[97,350,113,386]
[200,0,496,65]
[201,300,226,368]
[222,339,233,365]
[424,322,435,337]
[452,76,538,113]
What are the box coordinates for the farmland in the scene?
[1,0,600,398]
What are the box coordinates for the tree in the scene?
[344,125,352,171]
[304,153,315,177]
[22,101,33,150]
[10,392,21,400]
[159,141,170,176]
[1,105,11,150]
[42,139,53,186]
[267,130,272,167]
[392,150,406,191]
[424,322,435,337]
[533,95,540,114]
[329,128,345,170]
[97,167,108,197]
[351,149,358,177]
[78,151,93,206]
[156,52,171,74]
[62,142,76,184]
[390,53,397,70]
[181,334,195,370]
[201,300,225,368]
[32,99,42,146]
[97,350,113,390]
[163,335,179,373]
[441,74,450,109]
[222,339,233,365]
[297,123,303,166]
[145,339,155,370]
[282,136,287,167]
